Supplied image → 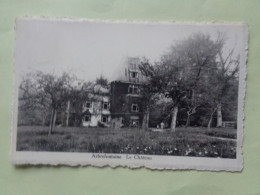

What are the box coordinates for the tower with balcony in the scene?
[110,59,147,128]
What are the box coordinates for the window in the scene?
[131,104,139,112]
[85,101,92,108]
[83,115,91,122]
[130,71,138,78]
[101,115,108,123]
[128,85,140,94]
[103,102,109,110]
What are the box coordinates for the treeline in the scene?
[138,32,239,131]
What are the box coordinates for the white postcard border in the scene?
[10,18,248,171]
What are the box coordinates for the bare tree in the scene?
[215,48,240,127]
[199,33,240,129]
[19,74,50,126]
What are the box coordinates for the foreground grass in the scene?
[17,126,237,158]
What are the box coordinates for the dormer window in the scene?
[131,104,139,112]
[85,101,92,108]
[130,71,138,78]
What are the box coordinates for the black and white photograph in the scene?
[11,18,247,170]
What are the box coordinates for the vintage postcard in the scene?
[11,18,248,171]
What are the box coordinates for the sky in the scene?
[15,18,247,83]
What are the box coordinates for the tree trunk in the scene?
[170,106,178,132]
[185,113,190,128]
[49,109,57,135]
[51,109,57,133]
[42,111,47,126]
[142,114,147,130]
[207,113,213,129]
[207,108,217,129]
[216,103,222,128]
[49,109,54,135]
[66,100,70,127]
[147,112,149,130]
[142,107,149,130]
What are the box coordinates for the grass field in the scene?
[16,126,237,158]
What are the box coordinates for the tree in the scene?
[96,75,108,88]
[67,79,94,126]
[20,71,72,135]
[157,33,223,131]
[138,58,159,130]
[215,48,239,127]
[196,33,240,129]
[183,91,204,127]
[19,74,50,126]
[198,72,221,129]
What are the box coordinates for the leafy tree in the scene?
[156,33,223,131]
[138,58,161,130]
[19,71,72,135]
[95,75,108,88]
[66,79,94,126]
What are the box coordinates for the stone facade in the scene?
[110,81,144,128]
[109,61,147,128]
[81,85,111,127]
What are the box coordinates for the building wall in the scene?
[82,114,111,127]
[82,96,111,127]
[110,81,144,127]
[81,63,147,128]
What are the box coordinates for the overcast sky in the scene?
[15,18,246,83]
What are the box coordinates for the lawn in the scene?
[16,126,237,159]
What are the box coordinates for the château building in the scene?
[81,58,147,128]
[82,84,111,127]
[109,61,147,128]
